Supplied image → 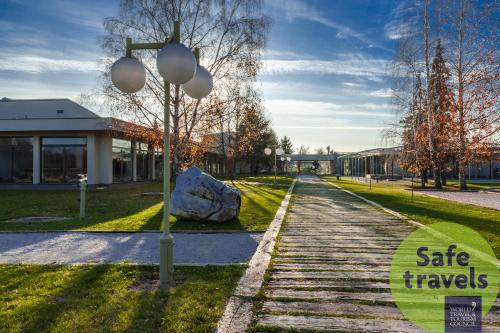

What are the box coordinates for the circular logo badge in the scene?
[390,222,499,333]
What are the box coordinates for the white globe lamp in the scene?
[111,57,146,93]
[181,65,213,99]
[264,148,272,156]
[276,148,284,156]
[157,43,197,84]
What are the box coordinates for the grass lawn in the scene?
[445,181,500,190]
[322,177,500,257]
[0,264,243,333]
[0,176,293,232]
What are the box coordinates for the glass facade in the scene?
[0,135,154,184]
[41,137,87,183]
[136,142,149,181]
[0,137,33,183]
[112,138,132,182]
[154,150,163,180]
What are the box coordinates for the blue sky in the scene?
[0,0,405,152]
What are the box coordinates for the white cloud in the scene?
[385,22,414,40]
[262,56,390,78]
[369,88,394,98]
[384,1,417,40]
[343,82,365,88]
[0,54,100,73]
[353,103,392,110]
[274,125,384,130]
[265,0,390,51]
[266,99,342,110]
[262,49,311,60]
[265,99,393,118]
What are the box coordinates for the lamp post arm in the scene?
[125,22,179,57]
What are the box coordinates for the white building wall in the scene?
[98,135,113,185]
[32,136,40,184]
[131,140,137,182]
[86,134,98,185]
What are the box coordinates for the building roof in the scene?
[0,98,99,119]
[288,154,338,161]
[0,98,144,136]
[339,146,402,158]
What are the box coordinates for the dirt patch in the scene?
[128,271,187,292]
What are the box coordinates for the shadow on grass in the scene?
[12,265,112,333]
[0,183,166,231]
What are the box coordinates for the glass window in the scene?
[113,138,132,149]
[136,142,149,181]
[41,137,87,183]
[0,137,33,183]
[112,139,132,182]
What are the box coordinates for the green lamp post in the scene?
[110,21,213,289]
[264,146,284,184]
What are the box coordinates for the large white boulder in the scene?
[170,166,241,222]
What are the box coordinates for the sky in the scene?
[0,0,407,152]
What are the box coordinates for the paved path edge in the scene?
[217,178,297,333]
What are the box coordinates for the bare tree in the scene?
[298,145,310,155]
[314,147,326,155]
[101,0,269,179]
[440,0,499,190]
[392,0,498,190]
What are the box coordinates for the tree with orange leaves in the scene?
[440,0,499,190]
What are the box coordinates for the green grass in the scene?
[0,176,294,232]
[322,177,500,257]
[445,181,500,190]
[0,264,244,333]
[219,175,294,185]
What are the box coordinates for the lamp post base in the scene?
[159,233,175,289]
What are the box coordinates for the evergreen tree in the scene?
[279,136,294,154]
[429,40,454,188]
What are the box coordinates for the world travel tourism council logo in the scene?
[390,223,499,333]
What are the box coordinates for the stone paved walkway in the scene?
[0,232,261,265]
[253,176,500,332]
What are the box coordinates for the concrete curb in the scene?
[217,178,297,333]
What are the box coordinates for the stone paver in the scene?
[217,178,297,333]
[253,176,500,332]
[415,190,500,210]
[0,232,261,265]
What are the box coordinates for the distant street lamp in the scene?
[110,21,213,289]
[265,146,284,183]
